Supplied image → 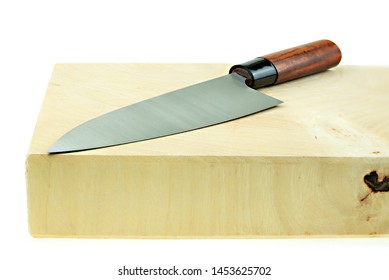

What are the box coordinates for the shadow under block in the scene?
[26,64,389,238]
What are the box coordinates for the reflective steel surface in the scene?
[48,73,282,153]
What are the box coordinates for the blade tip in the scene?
[48,145,64,154]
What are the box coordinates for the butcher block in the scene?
[26,63,389,238]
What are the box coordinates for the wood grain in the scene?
[26,64,389,238]
[263,39,342,84]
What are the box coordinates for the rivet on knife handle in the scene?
[229,39,342,88]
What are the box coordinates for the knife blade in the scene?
[48,40,341,154]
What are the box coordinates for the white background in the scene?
[1,0,388,279]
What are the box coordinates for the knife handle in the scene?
[229,39,342,88]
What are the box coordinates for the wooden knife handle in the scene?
[230,40,342,88]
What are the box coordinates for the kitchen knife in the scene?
[48,40,341,154]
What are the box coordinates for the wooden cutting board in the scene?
[26,64,389,238]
